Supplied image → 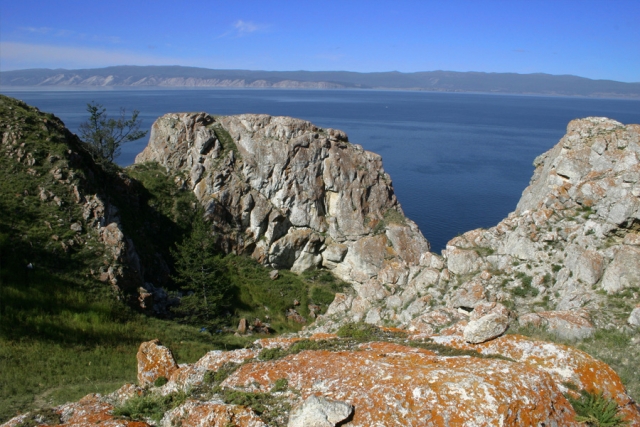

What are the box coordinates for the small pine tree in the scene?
[79,101,147,162]
[171,214,229,326]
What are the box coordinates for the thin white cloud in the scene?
[20,27,53,34]
[217,20,268,38]
[234,20,260,35]
[19,26,121,44]
[0,42,183,71]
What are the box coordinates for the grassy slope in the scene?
[0,95,345,422]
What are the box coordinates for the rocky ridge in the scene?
[0,95,144,293]
[0,94,187,313]
[135,112,640,336]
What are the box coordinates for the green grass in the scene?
[223,255,346,332]
[372,208,406,234]
[566,389,629,427]
[112,390,187,423]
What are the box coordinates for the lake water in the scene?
[3,88,640,252]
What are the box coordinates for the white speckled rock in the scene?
[629,306,640,327]
[463,315,508,344]
[287,395,353,427]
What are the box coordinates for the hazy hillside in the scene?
[2,66,640,98]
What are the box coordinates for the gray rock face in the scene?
[629,306,640,327]
[519,310,595,340]
[439,118,640,328]
[136,112,433,324]
[463,302,511,344]
[287,395,353,427]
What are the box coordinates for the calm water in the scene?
[3,88,640,252]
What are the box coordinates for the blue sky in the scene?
[1,0,638,82]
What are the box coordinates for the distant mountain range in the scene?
[1,65,639,98]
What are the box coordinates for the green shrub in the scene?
[512,273,538,297]
[566,390,628,427]
[258,347,287,361]
[271,378,288,393]
[153,376,168,387]
[112,391,187,423]
[372,208,406,234]
[218,388,291,425]
[203,362,241,385]
[336,322,402,342]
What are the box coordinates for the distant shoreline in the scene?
[2,85,640,101]
[2,66,639,99]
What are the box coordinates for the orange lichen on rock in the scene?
[48,394,149,427]
[254,332,338,350]
[432,334,640,425]
[223,340,579,426]
[163,400,266,427]
[165,347,257,393]
[136,339,179,386]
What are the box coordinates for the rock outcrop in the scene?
[438,117,640,332]
[134,113,640,331]
[136,112,431,324]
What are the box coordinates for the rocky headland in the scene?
[2,94,639,426]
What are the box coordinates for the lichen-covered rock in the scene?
[161,400,266,427]
[0,394,151,427]
[223,341,580,426]
[8,334,639,427]
[519,309,595,340]
[431,334,640,425]
[137,339,179,386]
[162,348,257,394]
[287,395,353,427]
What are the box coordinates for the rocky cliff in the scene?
[440,117,640,334]
[136,112,432,325]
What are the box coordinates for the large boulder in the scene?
[137,339,179,386]
[463,302,511,344]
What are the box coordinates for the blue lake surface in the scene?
[3,88,640,252]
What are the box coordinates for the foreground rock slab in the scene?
[4,333,640,427]
[225,340,582,426]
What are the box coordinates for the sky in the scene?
[0,0,638,82]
